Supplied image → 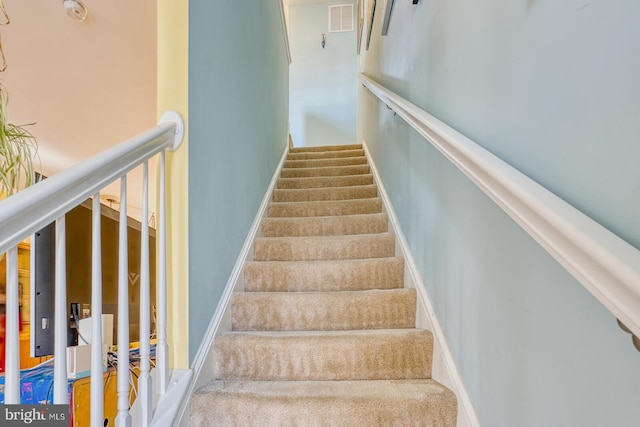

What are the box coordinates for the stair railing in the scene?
[359,73,640,348]
[0,111,184,426]
[278,0,292,65]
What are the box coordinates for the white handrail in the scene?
[0,111,183,425]
[359,73,640,339]
[0,122,179,254]
[278,0,292,65]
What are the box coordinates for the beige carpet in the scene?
[190,144,457,426]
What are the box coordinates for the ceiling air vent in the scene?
[328,4,354,33]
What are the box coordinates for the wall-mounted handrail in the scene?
[359,73,640,342]
[278,0,292,64]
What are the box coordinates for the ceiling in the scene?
[1,0,156,220]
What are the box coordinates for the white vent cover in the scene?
[328,4,354,33]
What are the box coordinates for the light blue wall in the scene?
[189,0,289,363]
[289,0,357,147]
[359,1,640,426]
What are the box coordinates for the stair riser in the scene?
[213,330,433,381]
[283,157,368,169]
[193,143,458,427]
[286,149,365,160]
[253,234,395,261]
[244,258,405,292]
[272,185,377,202]
[280,164,370,178]
[289,144,362,153]
[276,174,374,189]
[190,380,457,427]
[260,213,388,237]
[267,198,382,217]
[232,289,416,331]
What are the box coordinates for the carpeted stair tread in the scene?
[190,379,457,427]
[280,164,370,178]
[231,289,416,331]
[254,233,395,261]
[267,198,382,217]
[289,144,362,153]
[283,156,368,169]
[192,143,457,426]
[212,329,433,381]
[244,257,405,292]
[260,213,388,237]
[276,174,374,189]
[272,184,377,202]
[286,148,365,160]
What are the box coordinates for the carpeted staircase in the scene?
[190,144,458,426]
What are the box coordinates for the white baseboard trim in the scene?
[148,369,193,427]
[172,143,289,426]
[363,141,481,427]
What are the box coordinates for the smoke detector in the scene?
[63,0,88,22]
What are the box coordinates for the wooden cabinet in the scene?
[71,370,119,427]
[0,242,31,326]
[19,327,52,369]
[1,242,37,371]
[71,362,145,426]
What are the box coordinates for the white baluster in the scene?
[139,161,152,424]
[4,247,20,403]
[91,193,104,427]
[54,217,68,404]
[116,176,132,427]
[156,151,169,394]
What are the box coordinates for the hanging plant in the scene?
[0,82,39,197]
[0,2,38,197]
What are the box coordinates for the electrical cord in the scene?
[45,379,54,404]
[38,343,156,406]
[151,308,158,339]
[103,366,113,394]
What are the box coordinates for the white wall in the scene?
[358,0,640,426]
[2,1,157,221]
[289,0,357,147]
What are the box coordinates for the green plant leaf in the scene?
[0,81,38,196]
